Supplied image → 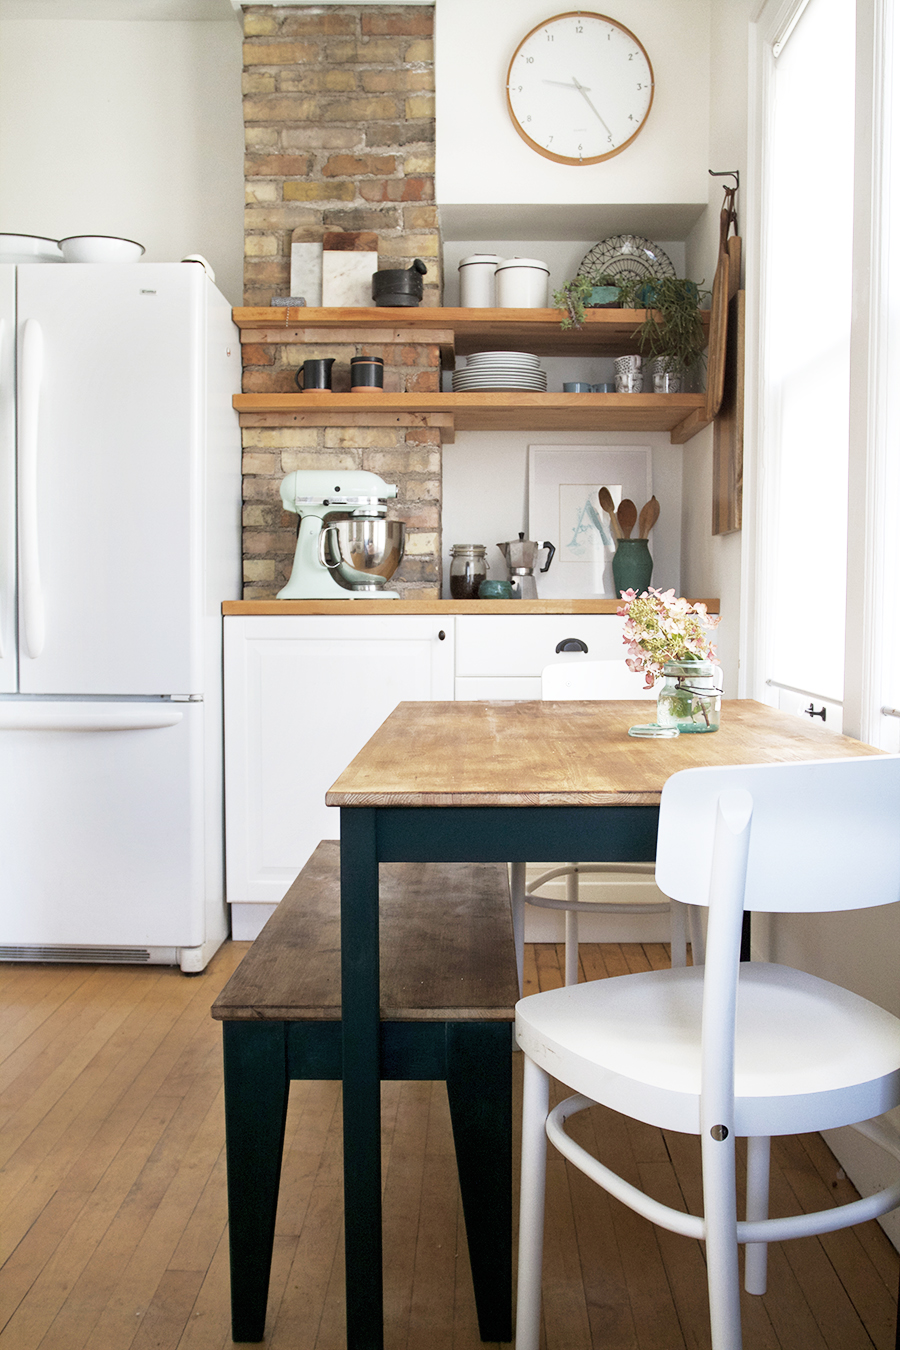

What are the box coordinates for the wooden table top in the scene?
[325,700,881,809]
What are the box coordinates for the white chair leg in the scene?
[510,861,526,996]
[516,1056,550,1350]
[689,904,707,966]
[669,899,687,968]
[701,1126,743,1350]
[564,910,580,986]
[743,1135,771,1295]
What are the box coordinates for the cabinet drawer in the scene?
[455,614,626,678]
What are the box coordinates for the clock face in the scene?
[506,11,654,165]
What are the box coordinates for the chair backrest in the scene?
[655,756,900,913]
[541,659,657,701]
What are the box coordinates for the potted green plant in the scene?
[627,277,710,382]
[554,273,709,385]
[552,272,623,329]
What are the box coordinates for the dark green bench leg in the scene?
[340,808,384,1349]
[222,1020,290,1342]
[446,1021,513,1343]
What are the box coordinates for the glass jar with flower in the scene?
[617,587,722,736]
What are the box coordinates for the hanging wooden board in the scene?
[713,287,745,535]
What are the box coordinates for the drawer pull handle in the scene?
[555,638,588,654]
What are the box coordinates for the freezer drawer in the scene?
[0,701,209,952]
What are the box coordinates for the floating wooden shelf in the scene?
[234,390,707,444]
[233,304,710,362]
[232,305,717,444]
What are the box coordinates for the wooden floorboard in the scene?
[0,941,895,1349]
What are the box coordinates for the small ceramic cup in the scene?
[563,381,592,393]
[614,353,642,374]
[296,358,335,391]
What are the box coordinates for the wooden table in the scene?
[325,699,882,1349]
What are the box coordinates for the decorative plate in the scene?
[576,235,675,285]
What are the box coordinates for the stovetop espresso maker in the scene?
[496,533,556,600]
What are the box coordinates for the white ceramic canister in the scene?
[458,253,502,307]
[495,257,550,308]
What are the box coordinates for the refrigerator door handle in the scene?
[0,317,5,660]
[0,704,185,732]
[19,318,45,659]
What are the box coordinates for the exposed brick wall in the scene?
[242,3,440,306]
[240,328,442,599]
[239,4,443,602]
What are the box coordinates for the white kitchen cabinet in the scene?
[224,614,454,938]
[454,613,627,700]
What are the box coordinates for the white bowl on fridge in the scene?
[0,234,64,264]
[59,236,145,263]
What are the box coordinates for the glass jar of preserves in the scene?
[448,544,489,599]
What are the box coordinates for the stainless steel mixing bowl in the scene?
[325,517,406,590]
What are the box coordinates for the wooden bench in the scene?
[212,840,518,1344]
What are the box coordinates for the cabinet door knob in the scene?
[555,638,588,654]
[438,630,446,641]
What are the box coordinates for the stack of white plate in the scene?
[452,350,547,391]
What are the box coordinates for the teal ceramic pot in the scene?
[478,579,513,599]
[611,538,652,598]
[634,280,699,308]
[588,285,620,308]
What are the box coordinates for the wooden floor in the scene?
[0,940,897,1349]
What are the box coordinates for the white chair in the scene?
[515,755,900,1350]
[509,660,699,990]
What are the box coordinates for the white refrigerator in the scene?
[0,263,242,971]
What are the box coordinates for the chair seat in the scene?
[516,963,900,1137]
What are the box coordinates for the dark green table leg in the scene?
[222,1020,290,1342]
[340,808,384,1349]
[446,1021,513,1343]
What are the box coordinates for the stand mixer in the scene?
[497,533,556,599]
[277,469,406,599]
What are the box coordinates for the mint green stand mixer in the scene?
[277,469,406,599]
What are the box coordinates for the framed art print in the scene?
[528,445,652,598]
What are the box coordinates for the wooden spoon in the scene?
[616,498,637,539]
[638,495,660,538]
[598,487,622,539]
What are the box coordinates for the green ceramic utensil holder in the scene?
[612,538,652,597]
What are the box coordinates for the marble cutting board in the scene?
[290,228,323,306]
[321,230,379,307]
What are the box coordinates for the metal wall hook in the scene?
[709,169,739,235]
[709,168,740,192]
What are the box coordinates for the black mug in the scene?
[296,357,335,391]
[350,356,384,390]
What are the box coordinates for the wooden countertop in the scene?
[223,598,720,616]
[325,700,880,809]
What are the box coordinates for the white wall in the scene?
[0,18,245,306]
[435,0,711,233]
[678,0,753,694]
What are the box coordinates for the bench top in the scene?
[212,841,517,1023]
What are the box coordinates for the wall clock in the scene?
[506,11,654,166]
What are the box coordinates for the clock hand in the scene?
[570,76,613,138]
[542,78,592,90]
